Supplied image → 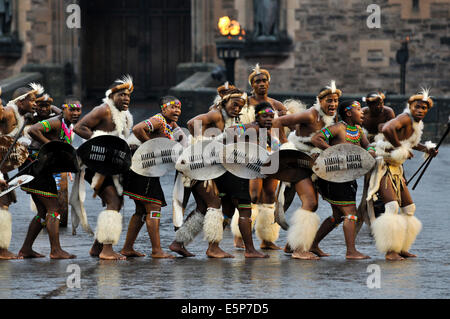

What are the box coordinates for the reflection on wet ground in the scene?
[1,130,450,298]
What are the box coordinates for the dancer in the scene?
[0,84,40,259]
[121,96,186,259]
[17,98,81,259]
[310,100,372,260]
[369,89,437,260]
[74,75,134,260]
[272,81,339,259]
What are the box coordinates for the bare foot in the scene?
[18,249,45,259]
[310,246,330,257]
[284,244,293,254]
[292,251,320,260]
[260,241,282,250]
[169,241,195,257]
[151,250,175,259]
[234,236,245,249]
[346,250,370,260]
[99,245,126,260]
[50,249,76,260]
[120,249,146,258]
[400,251,417,258]
[206,247,235,259]
[386,251,405,261]
[89,241,103,257]
[244,250,269,258]
[0,249,23,260]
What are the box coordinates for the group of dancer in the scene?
[0,64,438,262]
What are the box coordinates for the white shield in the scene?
[312,144,376,183]
[175,140,226,181]
[131,138,183,177]
[222,142,269,179]
[0,175,34,198]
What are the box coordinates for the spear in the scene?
[411,117,450,190]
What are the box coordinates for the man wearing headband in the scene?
[16,98,82,260]
[32,94,62,124]
[370,88,438,261]
[310,100,373,260]
[120,96,186,259]
[271,81,339,259]
[74,75,134,260]
[0,83,40,260]
[361,92,395,143]
[227,102,282,251]
[170,83,267,258]
[247,63,287,119]
[357,92,396,228]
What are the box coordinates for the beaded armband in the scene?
[321,128,333,142]
[40,120,52,133]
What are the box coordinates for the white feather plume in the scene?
[253,63,261,75]
[29,82,44,95]
[224,81,229,90]
[329,80,337,94]
[420,87,431,102]
[116,74,134,90]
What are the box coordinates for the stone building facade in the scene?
[0,0,449,99]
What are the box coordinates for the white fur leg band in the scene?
[203,207,224,244]
[400,204,422,252]
[287,209,320,252]
[371,201,407,253]
[255,203,280,243]
[95,210,123,245]
[0,209,12,249]
[174,210,204,245]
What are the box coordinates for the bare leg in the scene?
[121,203,146,257]
[145,208,174,259]
[18,195,48,258]
[310,208,342,257]
[237,203,268,258]
[340,206,370,260]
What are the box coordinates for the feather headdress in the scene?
[105,74,134,98]
[36,94,54,104]
[248,63,271,85]
[11,82,45,103]
[408,87,433,108]
[362,91,385,103]
[317,80,342,99]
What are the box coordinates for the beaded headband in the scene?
[161,100,181,109]
[257,108,275,115]
[62,103,82,109]
[345,101,361,112]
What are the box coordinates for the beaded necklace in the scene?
[60,119,74,144]
[152,113,174,140]
[342,121,362,144]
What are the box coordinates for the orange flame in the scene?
[218,16,243,36]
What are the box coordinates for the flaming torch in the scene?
[216,16,246,84]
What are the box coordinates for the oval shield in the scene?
[266,149,314,183]
[77,135,131,175]
[0,175,34,198]
[175,140,226,181]
[222,142,269,179]
[131,138,183,177]
[312,144,376,183]
[34,141,80,174]
[0,136,29,172]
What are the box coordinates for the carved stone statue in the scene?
[253,0,280,41]
[0,0,12,37]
